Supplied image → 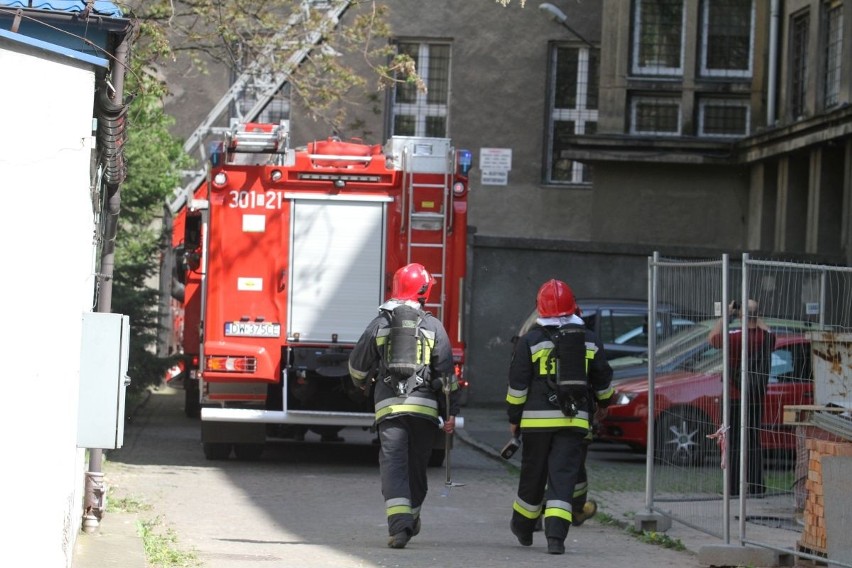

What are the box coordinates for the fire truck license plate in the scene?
[224,322,281,337]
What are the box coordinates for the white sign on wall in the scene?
[480,147,512,186]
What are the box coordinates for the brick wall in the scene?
[800,437,852,553]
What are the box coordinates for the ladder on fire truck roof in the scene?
[399,139,455,323]
[168,0,352,214]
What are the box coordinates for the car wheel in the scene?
[654,407,711,467]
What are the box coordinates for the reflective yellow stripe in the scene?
[520,416,590,429]
[513,501,541,520]
[532,346,556,376]
[544,508,573,523]
[387,505,411,517]
[506,393,527,405]
[375,404,439,421]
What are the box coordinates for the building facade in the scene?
[162,0,851,405]
[569,0,851,263]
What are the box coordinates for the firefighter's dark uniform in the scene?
[349,300,459,540]
[507,319,613,546]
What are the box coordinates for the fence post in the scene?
[738,252,750,542]
[645,253,658,514]
[721,253,731,544]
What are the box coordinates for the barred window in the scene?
[790,11,810,119]
[700,0,755,77]
[392,42,451,137]
[546,45,599,185]
[630,95,682,135]
[698,98,750,137]
[822,1,843,108]
[632,0,686,76]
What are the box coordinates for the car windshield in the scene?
[612,318,696,347]
[620,320,714,367]
[623,317,822,373]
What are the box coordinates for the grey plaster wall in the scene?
[465,235,654,407]
[591,162,752,248]
[288,0,601,242]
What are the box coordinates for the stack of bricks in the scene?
[799,436,852,553]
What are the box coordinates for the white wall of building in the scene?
[0,37,101,567]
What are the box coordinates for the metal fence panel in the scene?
[644,253,852,566]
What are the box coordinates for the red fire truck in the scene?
[169,121,470,461]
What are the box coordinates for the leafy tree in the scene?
[111,21,191,392]
[122,0,422,135]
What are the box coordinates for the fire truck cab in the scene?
[170,121,469,462]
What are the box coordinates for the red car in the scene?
[597,333,814,466]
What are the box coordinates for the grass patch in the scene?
[107,495,150,514]
[596,511,622,527]
[106,490,197,568]
[597,511,686,551]
[626,526,686,550]
[139,517,199,568]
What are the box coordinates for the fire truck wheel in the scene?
[203,442,232,460]
[234,443,264,461]
[428,448,445,468]
[184,380,200,419]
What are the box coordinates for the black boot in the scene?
[388,529,411,549]
[510,521,533,546]
[547,537,565,555]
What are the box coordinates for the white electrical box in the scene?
[77,312,131,449]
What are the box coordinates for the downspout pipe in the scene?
[84,24,132,533]
[767,0,780,127]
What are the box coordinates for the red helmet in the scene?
[391,263,435,302]
[536,279,577,317]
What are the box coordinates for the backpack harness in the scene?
[381,303,430,397]
[539,324,596,417]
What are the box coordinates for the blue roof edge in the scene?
[0,1,123,18]
[0,27,108,67]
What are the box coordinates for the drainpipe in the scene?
[766,0,780,127]
[83,27,131,534]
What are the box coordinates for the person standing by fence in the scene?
[708,299,775,496]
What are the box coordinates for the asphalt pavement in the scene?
[72,402,804,568]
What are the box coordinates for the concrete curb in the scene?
[73,511,146,568]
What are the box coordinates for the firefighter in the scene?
[506,279,614,554]
[348,263,460,549]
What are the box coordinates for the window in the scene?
[769,344,812,383]
[632,0,686,75]
[700,0,755,77]
[391,42,451,137]
[822,1,843,108]
[546,45,599,185]
[790,11,810,119]
[698,97,750,137]
[596,310,649,345]
[630,95,682,135]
